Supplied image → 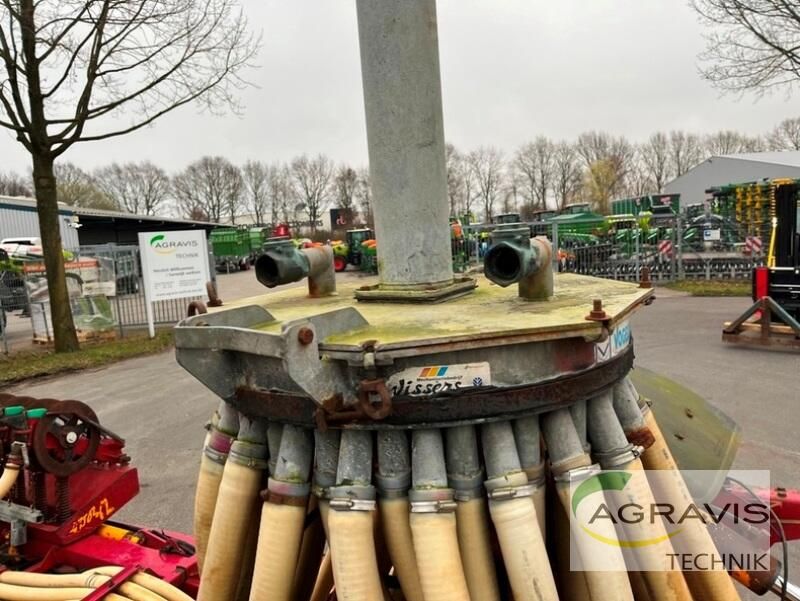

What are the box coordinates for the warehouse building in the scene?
[665,151,800,206]
[0,196,80,248]
[0,196,218,247]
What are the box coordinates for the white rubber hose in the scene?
[198,460,262,601]
[0,462,21,500]
[617,457,693,601]
[488,473,558,601]
[555,479,635,601]
[455,497,500,601]
[193,453,225,572]
[118,581,168,601]
[379,497,424,601]
[328,509,384,601]
[0,583,94,600]
[247,502,307,601]
[641,408,742,601]
[130,573,193,601]
[0,571,108,588]
[410,512,471,601]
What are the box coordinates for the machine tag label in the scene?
[387,363,491,397]
[595,320,631,362]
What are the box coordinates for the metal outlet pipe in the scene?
[198,416,267,601]
[620,380,743,601]
[194,402,238,571]
[410,429,471,601]
[445,426,500,601]
[481,422,558,601]
[541,408,635,601]
[355,0,454,289]
[484,230,554,300]
[328,430,383,600]
[377,431,424,601]
[255,242,336,297]
[586,392,693,601]
[513,416,547,536]
[249,425,314,601]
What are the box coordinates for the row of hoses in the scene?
[194,374,743,601]
[0,566,193,600]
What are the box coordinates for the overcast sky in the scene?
[1,0,796,175]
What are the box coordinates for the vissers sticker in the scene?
[388,363,492,397]
[595,320,631,362]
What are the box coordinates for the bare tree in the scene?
[445,143,462,217]
[0,170,31,196]
[669,131,705,177]
[514,137,554,211]
[334,165,358,214]
[625,150,655,197]
[173,157,243,224]
[290,154,333,232]
[552,141,583,211]
[639,132,672,191]
[468,146,504,223]
[354,167,373,226]
[770,117,800,150]
[241,160,270,225]
[576,132,633,205]
[692,0,800,93]
[54,162,116,210]
[704,130,760,155]
[0,0,256,352]
[94,162,169,215]
[267,164,292,224]
[583,159,618,214]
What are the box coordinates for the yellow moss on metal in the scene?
[220,274,652,349]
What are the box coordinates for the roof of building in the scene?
[0,195,220,227]
[717,150,800,168]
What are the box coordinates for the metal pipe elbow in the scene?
[255,240,336,297]
[484,227,553,301]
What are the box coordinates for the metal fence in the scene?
[1,243,206,346]
[456,217,764,282]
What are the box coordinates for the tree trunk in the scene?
[32,153,80,353]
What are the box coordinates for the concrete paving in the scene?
[1,291,797,599]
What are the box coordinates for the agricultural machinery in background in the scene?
[331,228,375,272]
[210,223,292,273]
[723,179,800,349]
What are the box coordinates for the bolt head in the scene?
[297,327,314,345]
[65,432,78,444]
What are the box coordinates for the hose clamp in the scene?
[554,463,601,484]
[594,444,639,469]
[328,484,377,511]
[487,482,538,501]
[409,499,458,513]
[409,488,457,513]
[328,497,377,512]
[203,445,228,466]
[266,477,310,499]
[228,448,268,470]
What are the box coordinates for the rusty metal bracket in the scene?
[235,346,634,429]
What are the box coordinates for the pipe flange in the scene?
[553,463,601,484]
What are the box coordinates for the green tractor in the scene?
[332,228,375,272]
